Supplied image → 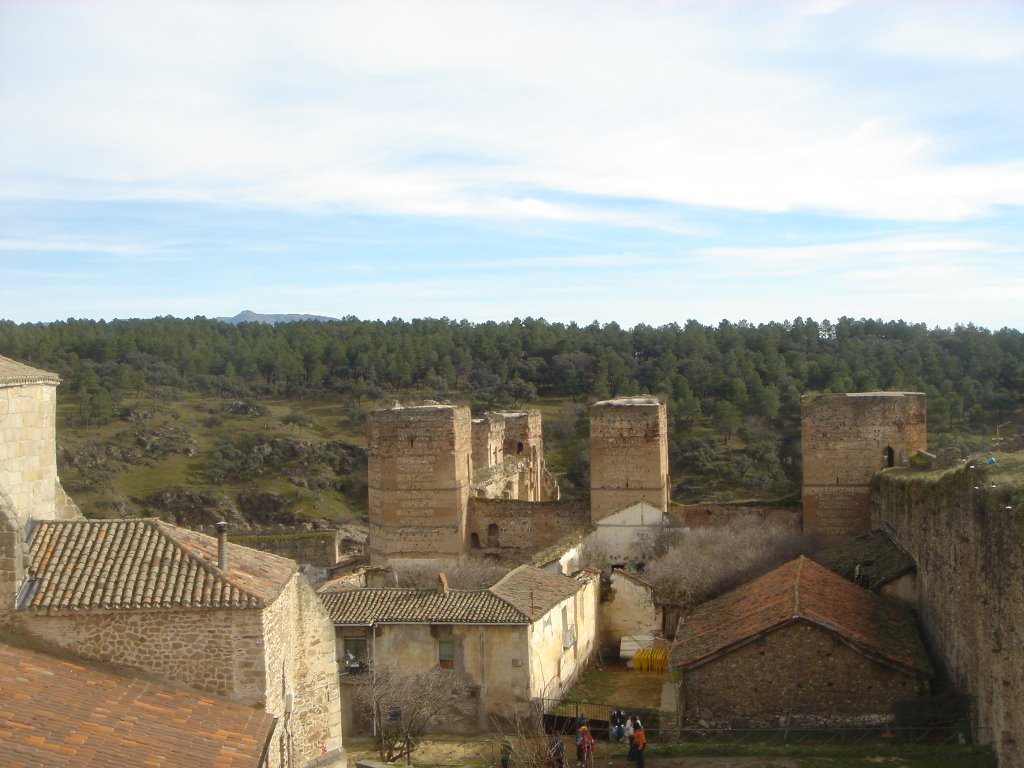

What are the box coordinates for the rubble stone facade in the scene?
[681,621,928,727]
[802,392,926,539]
[589,397,669,522]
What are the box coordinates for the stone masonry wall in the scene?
[874,463,1024,766]
[0,381,72,526]
[802,392,926,539]
[682,620,928,727]
[260,573,344,768]
[368,405,472,563]
[590,397,669,522]
[14,606,268,705]
[472,416,505,472]
[670,502,801,530]
[466,498,590,559]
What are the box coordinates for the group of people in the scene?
[571,713,647,768]
[499,713,648,768]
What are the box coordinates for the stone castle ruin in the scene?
[367,397,669,564]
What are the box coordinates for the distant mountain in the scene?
[216,310,340,325]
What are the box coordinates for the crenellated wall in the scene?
[874,459,1024,766]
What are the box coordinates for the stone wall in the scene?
[1,379,77,526]
[14,606,268,704]
[602,570,660,654]
[681,620,928,727]
[466,498,590,559]
[589,397,669,522]
[368,405,472,563]
[472,415,505,471]
[0,489,27,628]
[874,462,1024,766]
[802,392,926,539]
[261,573,345,768]
[670,502,801,530]
[230,530,340,567]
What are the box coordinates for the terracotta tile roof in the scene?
[0,640,274,768]
[321,586,528,625]
[489,565,582,621]
[0,355,60,386]
[812,529,916,590]
[21,519,296,611]
[669,556,932,677]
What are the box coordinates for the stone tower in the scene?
[589,396,669,522]
[367,404,472,563]
[1,355,80,625]
[801,391,927,540]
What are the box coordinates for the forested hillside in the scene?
[2,316,1021,523]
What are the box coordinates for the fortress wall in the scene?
[466,498,590,555]
[368,405,471,563]
[472,415,505,471]
[671,502,801,530]
[590,397,669,521]
[874,464,1024,766]
[802,392,926,539]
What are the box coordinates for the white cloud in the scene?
[1,0,1023,225]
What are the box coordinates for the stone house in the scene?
[8,518,344,768]
[0,638,277,768]
[669,556,932,728]
[321,564,598,734]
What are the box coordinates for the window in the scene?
[343,636,368,674]
[438,639,455,669]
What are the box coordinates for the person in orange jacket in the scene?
[632,724,646,768]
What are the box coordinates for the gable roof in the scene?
[0,640,275,768]
[0,355,59,386]
[812,529,916,590]
[320,587,528,625]
[20,519,296,611]
[669,556,932,677]
[489,564,582,621]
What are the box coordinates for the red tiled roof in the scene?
[321,587,529,625]
[0,640,275,768]
[490,565,583,621]
[21,519,296,611]
[669,556,932,676]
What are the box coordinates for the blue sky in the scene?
[2,0,1023,329]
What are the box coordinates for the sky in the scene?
[1,0,1023,330]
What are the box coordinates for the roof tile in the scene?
[21,519,296,611]
[669,556,932,676]
[0,641,274,768]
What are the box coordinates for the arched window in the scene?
[487,523,499,548]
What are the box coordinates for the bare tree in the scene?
[354,662,475,763]
[643,517,818,609]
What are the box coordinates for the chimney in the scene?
[215,521,228,570]
[436,571,449,595]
